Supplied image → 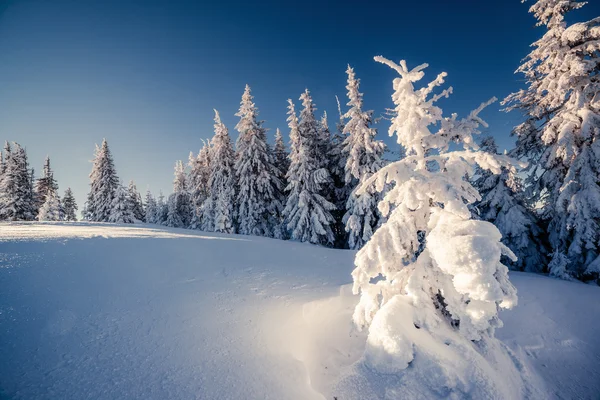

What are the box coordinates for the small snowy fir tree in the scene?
[473,137,547,272]
[283,92,336,245]
[166,161,192,228]
[156,191,168,225]
[341,65,386,250]
[350,57,522,396]
[144,190,158,224]
[34,156,59,214]
[62,188,78,221]
[85,139,120,222]
[234,85,283,237]
[189,142,212,230]
[273,128,289,189]
[208,110,237,234]
[503,0,600,280]
[127,180,145,222]
[0,143,36,221]
[37,191,63,221]
[109,184,134,224]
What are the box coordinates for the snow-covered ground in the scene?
[0,222,598,399]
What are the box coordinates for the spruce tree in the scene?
[62,188,78,221]
[0,143,36,221]
[234,85,283,237]
[503,0,600,280]
[208,110,237,234]
[341,65,386,249]
[189,143,212,230]
[283,92,336,245]
[109,184,135,224]
[166,161,192,228]
[85,139,119,222]
[144,190,158,224]
[38,191,62,221]
[329,96,349,247]
[34,156,59,214]
[156,191,168,225]
[127,180,145,222]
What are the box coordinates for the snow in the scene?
[0,222,599,399]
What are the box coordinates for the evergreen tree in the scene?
[62,188,78,221]
[503,0,600,280]
[127,180,145,222]
[85,139,119,222]
[234,85,283,237]
[283,92,336,245]
[0,143,36,221]
[341,65,386,249]
[329,96,349,247]
[156,191,168,225]
[208,110,237,234]
[273,128,289,188]
[144,190,158,224]
[38,191,62,221]
[166,161,192,228]
[189,143,212,230]
[473,137,547,272]
[34,156,59,214]
[109,184,134,224]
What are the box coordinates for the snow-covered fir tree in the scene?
[62,188,78,221]
[283,92,336,245]
[189,142,212,230]
[208,110,237,234]
[166,160,192,228]
[144,190,158,224]
[341,65,386,249]
[0,143,36,221]
[329,96,350,247]
[85,139,120,222]
[37,191,62,221]
[472,137,547,272]
[109,184,135,224]
[34,156,59,214]
[273,128,289,189]
[503,0,600,280]
[351,57,519,391]
[234,85,283,238]
[156,191,168,225]
[127,180,145,222]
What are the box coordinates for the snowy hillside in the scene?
[0,223,599,399]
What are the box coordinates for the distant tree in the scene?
[208,109,237,234]
[38,191,63,221]
[34,156,59,214]
[189,143,212,230]
[62,188,78,221]
[234,85,283,237]
[109,184,134,224]
[156,191,168,225]
[166,161,192,228]
[144,190,158,224]
[283,92,336,245]
[85,139,119,222]
[127,180,145,222]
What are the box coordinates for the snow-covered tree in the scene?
[62,188,78,221]
[85,139,120,222]
[503,0,600,280]
[350,57,519,393]
[156,191,168,225]
[37,191,62,221]
[144,190,158,224]
[0,143,36,221]
[208,110,236,234]
[109,184,134,224]
[166,160,192,228]
[34,156,59,214]
[283,92,336,245]
[473,137,547,272]
[273,128,289,188]
[341,65,386,249]
[189,143,212,230]
[234,85,283,237]
[127,180,145,222]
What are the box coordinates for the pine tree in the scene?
[156,191,168,225]
[34,156,59,214]
[62,188,78,221]
[273,128,289,188]
[85,139,120,222]
[329,96,350,247]
[208,110,237,234]
[283,92,336,245]
[127,180,145,222]
[189,143,212,230]
[473,137,547,272]
[166,160,192,228]
[503,0,600,280]
[144,190,158,224]
[0,143,36,221]
[341,65,386,249]
[109,184,134,224]
[38,191,62,221]
[234,85,283,237]
[351,58,517,382]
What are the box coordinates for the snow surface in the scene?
[0,222,599,399]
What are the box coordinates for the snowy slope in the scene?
[0,223,598,399]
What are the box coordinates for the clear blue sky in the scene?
[1,0,598,208]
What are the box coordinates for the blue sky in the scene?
[1,0,599,208]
